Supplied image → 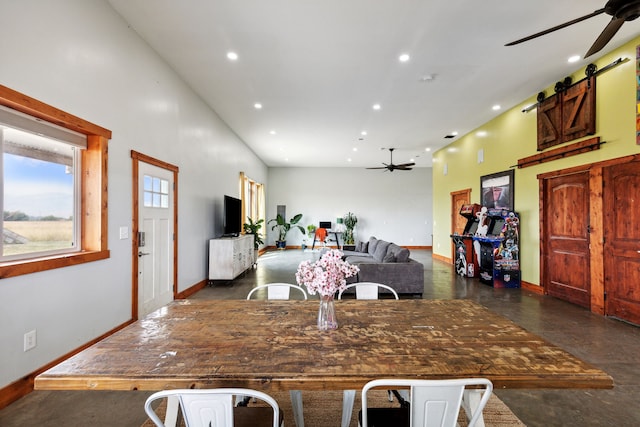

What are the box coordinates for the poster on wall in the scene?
[637,44,640,145]
[480,170,515,211]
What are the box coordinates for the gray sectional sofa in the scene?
[342,236,424,297]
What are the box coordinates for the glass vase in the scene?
[317,294,338,331]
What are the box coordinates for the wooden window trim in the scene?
[0,85,111,279]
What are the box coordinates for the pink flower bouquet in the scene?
[296,249,359,297]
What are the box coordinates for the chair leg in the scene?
[290,390,305,427]
[164,395,180,427]
[462,389,486,427]
[342,390,356,427]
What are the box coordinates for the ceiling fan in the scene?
[366,148,415,172]
[505,0,640,58]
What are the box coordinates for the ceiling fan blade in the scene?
[395,162,416,168]
[584,16,625,57]
[395,166,413,171]
[505,8,605,46]
[366,166,388,170]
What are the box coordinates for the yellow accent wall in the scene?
[433,36,640,287]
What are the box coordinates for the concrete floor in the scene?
[1,249,639,426]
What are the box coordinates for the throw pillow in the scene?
[362,241,369,253]
[383,251,396,262]
[395,248,410,263]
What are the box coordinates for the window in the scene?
[0,106,84,260]
[240,171,265,233]
[143,175,170,209]
[0,84,111,278]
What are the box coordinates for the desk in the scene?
[35,300,612,422]
[311,229,343,250]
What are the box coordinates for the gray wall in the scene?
[267,167,433,247]
[0,0,267,388]
[0,0,435,391]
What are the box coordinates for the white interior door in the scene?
[138,162,174,317]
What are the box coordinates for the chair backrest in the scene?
[144,388,281,427]
[315,227,327,242]
[361,378,493,427]
[247,283,308,300]
[337,282,399,300]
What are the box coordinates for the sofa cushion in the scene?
[372,240,391,262]
[345,255,377,264]
[383,251,396,262]
[367,236,379,255]
[388,243,410,263]
[395,248,410,263]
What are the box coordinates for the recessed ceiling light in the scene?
[347,158,352,162]
[372,104,381,110]
[451,131,458,136]
[399,53,410,62]
[353,147,358,152]
[492,105,501,111]
[254,103,262,109]
[568,55,580,63]
[361,131,367,136]
[270,130,276,135]
[227,51,238,61]
[425,147,431,152]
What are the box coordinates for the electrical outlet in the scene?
[24,330,36,352]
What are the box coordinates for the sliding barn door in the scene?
[542,171,591,308]
[604,161,640,325]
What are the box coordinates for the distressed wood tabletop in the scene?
[35,299,613,391]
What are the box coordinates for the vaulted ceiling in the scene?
[108,0,640,168]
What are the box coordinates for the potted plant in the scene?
[343,212,357,245]
[307,224,317,237]
[268,213,305,249]
[243,217,264,265]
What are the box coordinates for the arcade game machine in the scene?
[472,209,520,288]
[450,203,481,278]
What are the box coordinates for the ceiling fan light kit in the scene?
[506,0,640,58]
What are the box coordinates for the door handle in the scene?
[138,251,150,257]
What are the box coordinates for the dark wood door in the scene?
[604,161,640,325]
[543,171,591,308]
[451,189,471,261]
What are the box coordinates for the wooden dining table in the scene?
[35,299,613,426]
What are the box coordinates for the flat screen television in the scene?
[223,195,242,237]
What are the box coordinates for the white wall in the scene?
[0,0,267,388]
[267,167,432,247]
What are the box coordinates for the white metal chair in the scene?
[246,283,308,300]
[337,282,399,300]
[338,282,399,427]
[246,283,306,426]
[144,388,282,427]
[359,378,493,427]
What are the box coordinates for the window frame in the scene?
[240,172,265,240]
[0,84,111,279]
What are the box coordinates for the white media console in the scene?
[208,234,254,281]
